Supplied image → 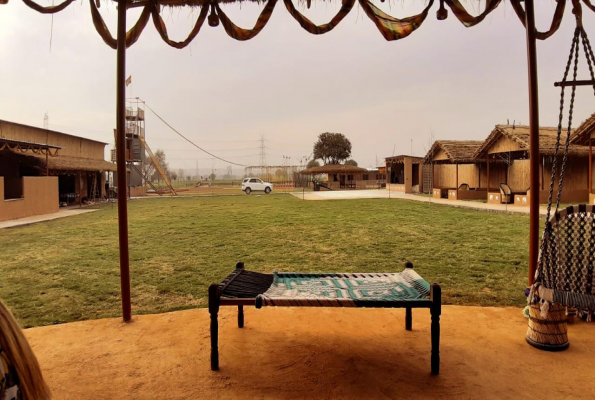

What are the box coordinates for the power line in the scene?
[142,100,247,167]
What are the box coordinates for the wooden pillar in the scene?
[525,0,540,286]
[78,171,82,207]
[455,164,459,189]
[541,156,545,190]
[432,163,435,189]
[589,138,592,193]
[487,156,490,191]
[116,0,132,322]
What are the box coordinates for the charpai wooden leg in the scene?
[430,283,441,375]
[209,283,220,371]
[406,307,412,331]
[238,305,244,328]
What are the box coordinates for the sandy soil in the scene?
[25,306,594,399]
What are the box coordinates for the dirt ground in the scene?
[25,306,594,399]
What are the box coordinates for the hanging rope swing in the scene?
[526,1,595,351]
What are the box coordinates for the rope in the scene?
[556,32,581,213]
[142,101,247,167]
[536,19,595,295]
[538,28,580,286]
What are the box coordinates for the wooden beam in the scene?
[590,138,593,194]
[116,0,132,322]
[525,0,540,286]
[554,80,595,87]
[487,156,490,191]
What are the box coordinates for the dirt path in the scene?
[25,306,594,399]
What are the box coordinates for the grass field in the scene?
[2,195,534,327]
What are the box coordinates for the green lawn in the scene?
[1,195,533,327]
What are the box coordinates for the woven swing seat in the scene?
[528,205,595,350]
[208,262,442,374]
[533,204,595,310]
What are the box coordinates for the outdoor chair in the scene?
[499,183,513,204]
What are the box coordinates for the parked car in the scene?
[242,178,273,195]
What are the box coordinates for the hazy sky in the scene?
[1,1,594,174]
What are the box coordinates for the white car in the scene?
[242,178,273,195]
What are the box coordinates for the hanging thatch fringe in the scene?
[444,0,502,28]
[22,0,74,14]
[152,5,209,48]
[283,0,355,35]
[6,0,595,46]
[89,0,152,49]
[215,0,277,41]
[358,0,433,41]
[510,0,566,41]
[584,0,595,13]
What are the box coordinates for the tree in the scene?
[177,168,184,181]
[209,173,216,181]
[275,168,288,181]
[151,149,170,183]
[140,153,155,183]
[307,159,321,169]
[313,132,352,165]
[170,171,178,181]
[344,159,358,166]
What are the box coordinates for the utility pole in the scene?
[259,134,267,180]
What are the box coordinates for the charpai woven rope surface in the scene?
[255,268,431,307]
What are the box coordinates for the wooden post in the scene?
[589,138,592,194]
[209,284,220,371]
[455,163,459,189]
[541,156,545,190]
[432,163,435,190]
[525,0,540,286]
[116,0,132,322]
[405,307,412,331]
[238,305,244,328]
[487,156,490,191]
[430,284,441,375]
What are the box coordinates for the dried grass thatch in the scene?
[570,112,595,145]
[424,140,484,164]
[300,164,369,175]
[385,155,424,164]
[474,125,589,158]
[27,153,118,172]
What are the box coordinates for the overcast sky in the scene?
[1,1,594,174]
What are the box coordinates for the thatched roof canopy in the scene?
[424,140,484,164]
[473,125,588,158]
[0,138,62,155]
[385,155,424,164]
[300,164,369,175]
[26,153,118,173]
[570,113,595,145]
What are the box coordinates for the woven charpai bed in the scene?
[209,262,442,374]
